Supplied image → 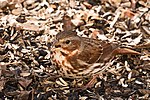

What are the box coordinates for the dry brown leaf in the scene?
[82,2,92,9]
[135,63,150,70]
[138,89,150,94]
[62,15,76,31]
[109,0,122,7]
[122,9,136,19]
[0,0,8,9]
[0,37,4,44]
[130,0,137,9]
[20,72,31,77]
[17,90,31,100]
[18,78,32,89]
[136,42,150,48]
[0,80,5,91]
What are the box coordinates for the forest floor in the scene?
[0,0,150,99]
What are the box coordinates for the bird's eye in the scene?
[65,40,71,44]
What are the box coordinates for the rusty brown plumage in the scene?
[50,15,140,80]
[51,30,140,78]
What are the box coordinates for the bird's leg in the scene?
[82,74,99,89]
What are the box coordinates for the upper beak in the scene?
[52,39,61,48]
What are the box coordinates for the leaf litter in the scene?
[0,0,149,99]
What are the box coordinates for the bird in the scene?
[50,15,140,88]
[50,30,140,78]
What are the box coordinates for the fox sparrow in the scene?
[50,15,140,80]
[50,30,140,78]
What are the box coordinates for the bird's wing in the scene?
[78,38,103,64]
